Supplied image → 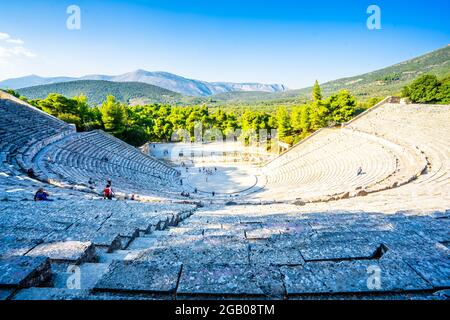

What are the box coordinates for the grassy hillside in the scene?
[299,44,450,99]
[201,45,450,105]
[16,80,181,106]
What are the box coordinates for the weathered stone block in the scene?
[406,258,450,289]
[27,241,96,264]
[94,260,182,293]
[281,260,431,295]
[0,256,52,288]
[177,264,284,298]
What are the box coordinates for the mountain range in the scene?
[0,70,286,97]
[2,45,449,106]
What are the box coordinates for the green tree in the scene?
[100,95,127,133]
[119,125,149,147]
[402,74,440,103]
[312,80,322,102]
[436,76,450,104]
[37,93,78,116]
[327,90,357,124]
[275,106,292,140]
[309,100,329,130]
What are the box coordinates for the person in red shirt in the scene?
[103,184,114,200]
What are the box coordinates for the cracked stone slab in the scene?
[44,227,96,243]
[363,230,433,246]
[279,222,313,237]
[202,235,246,247]
[94,260,182,294]
[92,232,122,251]
[203,228,246,238]
[249,242,304,265]
[97,249,144,263]
[414,228,450,243]
[346,221,394,232]
[308,223,350,233]
[166,227,205,236]
[27,241,96,263]
[97,224,139,239]
[281,260,432,295]
[245,227,285,240]
[382,241,449,260]
[177,264,284,298]
[0,235,43,257]
[0,255,52,288]
[106,218,155,234]
[300,240,381,261]
[405,258,450,289]
[127,236,159,250]
[141,243,249,265]
[306,231,369,243]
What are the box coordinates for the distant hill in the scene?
[1,70,287,97]
[204,45,450,104]
[296,44,450,99]
[0,75,76,90]
[5,45,449,105]
[16,80,181,106]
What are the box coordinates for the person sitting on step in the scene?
[357,166,364,176]
[34,188,52,201]
[27,168,36,179]
[103,184,114,200]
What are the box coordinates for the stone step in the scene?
[97,249,145,264]
[26,241,96,264]
[0,256,52,288]
[93,260,182,295]
[127,237,159,250]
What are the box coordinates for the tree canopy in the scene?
[6,77,410,148]
[402,74,450,104]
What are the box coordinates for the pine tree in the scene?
[312,80,322,102]
[276,106,292,139]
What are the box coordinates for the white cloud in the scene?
[0,31,36,64]
[0,32,10,40]
[6,38,24,45]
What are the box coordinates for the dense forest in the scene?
[16,80,181,106]
[4,74,448,148]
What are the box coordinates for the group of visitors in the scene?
[181,191,190,197]
[198,167,217,175]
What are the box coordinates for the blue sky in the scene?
[0,0,449,88]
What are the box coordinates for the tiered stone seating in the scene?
[347,103,450,197]
[8,203,448,300]
[259,128,401,201]
[37,130,181,197]
[0,92,197,299]
[1,89,449,300]
[0,91,181,198]
[0,92,75,178]
[256,102,447,203]
[0,198,196,298]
